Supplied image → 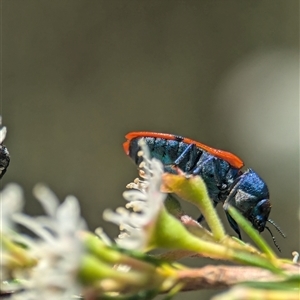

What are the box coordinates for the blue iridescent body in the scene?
[124,132,271,239]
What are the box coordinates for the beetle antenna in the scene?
[268,219,286,238]
[265,226,281,252]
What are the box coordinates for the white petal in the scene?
[0,126,7,144]
[33,184,59,217]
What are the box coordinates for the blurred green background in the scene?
[2,1,299,299]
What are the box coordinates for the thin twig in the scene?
[174,263,300,291]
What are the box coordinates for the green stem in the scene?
[227,206,277,259]
[1,234,36,268]
[162,174,225,240]
[152,207,281,273]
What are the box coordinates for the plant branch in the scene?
[172,263,300,291]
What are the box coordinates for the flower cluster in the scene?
[0,136,175,299]
[1,184,86,300]
[103,139,167,251]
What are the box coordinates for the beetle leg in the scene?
[224,210,242,239]
[191,154,215,175]
[193,157,223,187]
[173,143,198,172]
[223,174,243,204]
[222,175,246,239]
[212,158,225,188]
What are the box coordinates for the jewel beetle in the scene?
[123,131,285,250]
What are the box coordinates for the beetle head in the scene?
[248,199,271,232]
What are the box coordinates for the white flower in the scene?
[10,184,87,300]
[0,126,7,144]
[104,139,166,250]
[0,116,7,144]
[0,183,24,232]
[0,184,25,282]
